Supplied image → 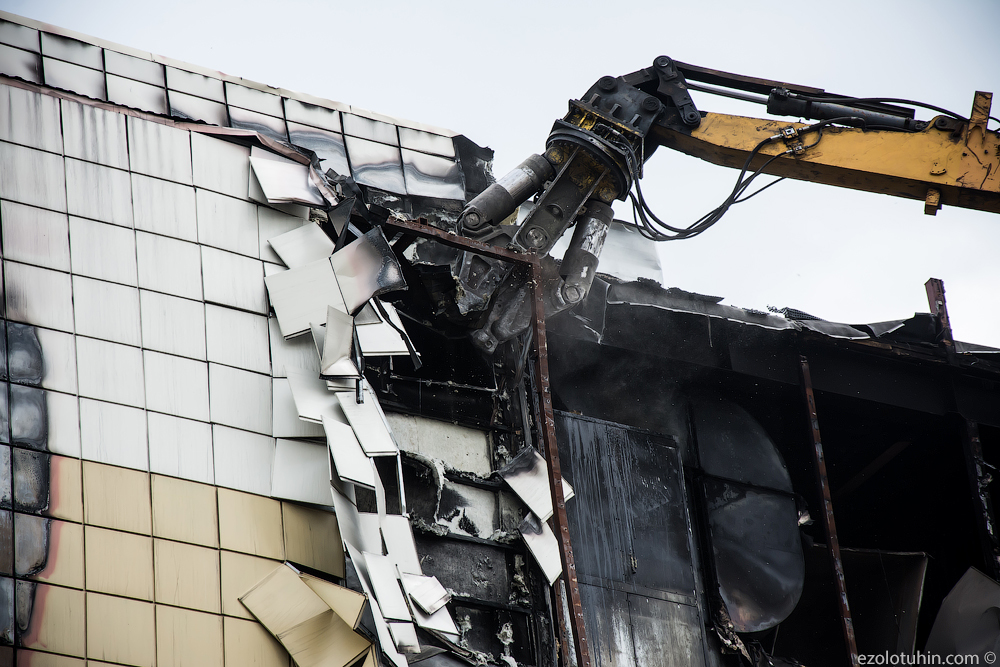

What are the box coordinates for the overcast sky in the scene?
[5,0,999,345]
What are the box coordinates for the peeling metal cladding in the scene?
[701,478,804,632]
[401,149,465,201]
[168,89,229,126]
[287,122,350,177]
[330,227,407,313]
[343,136,406,195]
[228,106,288,143]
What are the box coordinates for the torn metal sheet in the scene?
[363,551,411,622]
[264,256,349,339]
[518,512,563,586]
[381,514,422,576]
[268,222,335,270]
[269,317,320,377]
[241,564,331,635]
[249,152,325,206]
[271,438,333,506]
[332,486,384,555]
[330,227,406,313]
[355,300,413,357]
[336,388,399,457]
[347,546,408,667]
[240,563,371,667]
[322,306,359,378]
[285,366,349,425]
[400,573,450,615]
[410,601,459,639]
[388,621,421,654]
[497,447,574,522]
[299,571,369,630]
[355,302,382,326]
[925,567,1000,657]
[272,378,326,439]
[324,415,377,490]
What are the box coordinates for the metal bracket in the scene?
[653,56,701,127]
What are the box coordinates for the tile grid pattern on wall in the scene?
[0,81,344,666]
[0,13,467,202]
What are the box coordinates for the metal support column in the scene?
[799,355,859,665]
[530,260,592,667]
[925,278,1000,579]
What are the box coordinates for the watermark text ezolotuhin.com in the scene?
[858,652,995,665]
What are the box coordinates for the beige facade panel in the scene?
[15,650,85,666]
[155,604,225,667]
[18,583,86,657]
[82,461,152,533]
[282,502,345,578]
[86,592,156,667]
[239,563,329,635]
[220,549,283,619]
[48,455,83,523]
[218,488,284,560]
[300,571,367,628]
[153,538,221,613]
[22,516,84,589]
[223,615,290,667]
[84,525,154,600]
[279,608,371,667]
[151,474,219,547]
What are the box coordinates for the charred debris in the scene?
[296,140,1000,666]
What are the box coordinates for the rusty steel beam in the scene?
[923,278,1000,579]
[380,216,529,264]
[380,217,591,667]
[799,356,859,665]
[530,259,592,667]
[924,278,955,353]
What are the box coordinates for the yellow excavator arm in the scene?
[653,95,998,216]
[452,57,998,352]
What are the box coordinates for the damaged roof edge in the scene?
[603,279,1000,352]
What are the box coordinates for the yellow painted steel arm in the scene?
[648,99,1000,215]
